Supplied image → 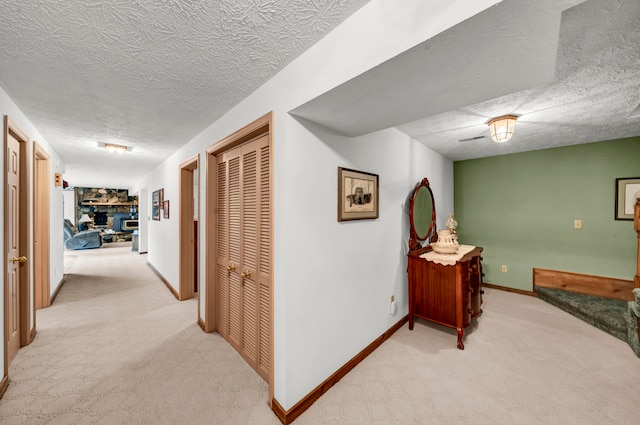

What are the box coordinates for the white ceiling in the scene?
[0,0,638,190]
[398,0,640,160]
[293,0,640,160]
[0,0,370,188]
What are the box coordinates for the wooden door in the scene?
[6,128,21,365]
[216,134,270,380]
[179,155,199,301]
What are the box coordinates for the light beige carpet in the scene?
[1,244,639,424]
[2,245,278,425]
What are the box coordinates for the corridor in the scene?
[0,243,277,425]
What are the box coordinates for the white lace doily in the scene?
[419,244,476,266]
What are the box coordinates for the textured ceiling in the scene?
[291,0,571,136]
[395,0,640,160]
[0,0,370,188]
[1,0,637,188]
[293,0,640,160]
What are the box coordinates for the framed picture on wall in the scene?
[337,167,379,222]
[163,200,170,219]
[615,177,640,220]
[152,189,162,221]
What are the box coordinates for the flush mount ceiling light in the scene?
[487,114,518,143]
[104,143,129,153]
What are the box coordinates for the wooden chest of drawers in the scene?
[407,246,483,349]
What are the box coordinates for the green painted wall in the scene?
[454,137,640,291]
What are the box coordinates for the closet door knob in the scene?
[227,264,236,272]
[241,271,251,279]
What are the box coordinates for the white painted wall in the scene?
[145,160,180,288]
[48,165,65,298]
[278,121,453,405]
[0,85,66,375]
[129,0,495,410]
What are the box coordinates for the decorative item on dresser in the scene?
[407,178,484,350]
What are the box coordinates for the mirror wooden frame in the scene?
[408,177,437,251]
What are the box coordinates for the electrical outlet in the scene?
[390,295,397,315]
[574,219,582,229]
[501,265,508,273]
[390,300,398,315]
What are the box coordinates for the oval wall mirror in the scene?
[408,178,436,251]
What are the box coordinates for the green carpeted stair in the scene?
[535,286,640,358]
[628,288,640,357]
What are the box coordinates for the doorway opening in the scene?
[34,142,51,310]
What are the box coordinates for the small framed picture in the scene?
[163,200,170,219]
[337,167,379,222]
[615,177,640,220]
[152,189,162,221]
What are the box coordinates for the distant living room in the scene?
[63,187,139,251]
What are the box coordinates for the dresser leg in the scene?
[409,315,414,330]
[456,328,465,350]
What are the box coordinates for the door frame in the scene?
[178,154,199,302]
[33,142,50,310]
[3,116,32,386]
[205,111,274,401]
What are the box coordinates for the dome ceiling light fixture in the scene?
[487,114,518,143]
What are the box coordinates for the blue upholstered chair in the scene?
[63,219,102,250]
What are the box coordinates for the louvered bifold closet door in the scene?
[216,148,243,351]
[240,134,270,380]
[215,134,271,382]
[215,158,229,339]
[227,152,243,350]
[257,139,270,380]
[241,143,259,371]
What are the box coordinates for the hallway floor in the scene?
[2,244,277,425]
[1,244,639,424]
